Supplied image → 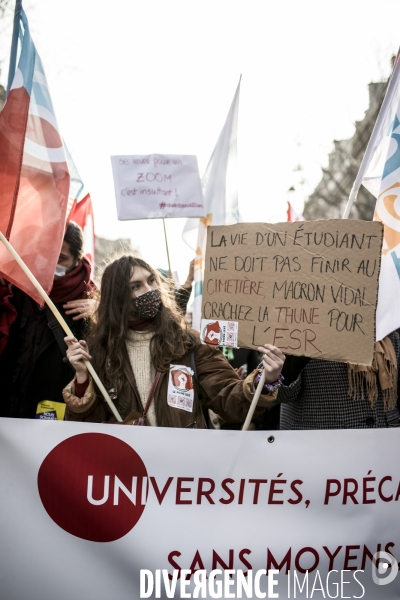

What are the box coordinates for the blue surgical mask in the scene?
[54,265,67,278]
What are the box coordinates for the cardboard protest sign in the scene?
[200,220,383,365]
[111,154,205,220]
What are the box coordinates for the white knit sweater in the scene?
[125,329,157,426]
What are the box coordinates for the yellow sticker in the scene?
[36,400,66,421]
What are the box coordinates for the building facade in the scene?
[303,80,388,221]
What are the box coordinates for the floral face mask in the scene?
[131,288,162,319]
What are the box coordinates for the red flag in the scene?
[287,201,305,222]
[69,194,96,267]
[0,9,70,304]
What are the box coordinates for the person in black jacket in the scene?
[0,222,95,419]
[275,335,400,429]
[158,259,195,316]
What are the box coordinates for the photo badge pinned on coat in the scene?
[200,319,238,347]
[167,365,195,412]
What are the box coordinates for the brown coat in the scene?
[64,333,273,428]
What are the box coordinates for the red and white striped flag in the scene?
[0,7,70,303]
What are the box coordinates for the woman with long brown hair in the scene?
[63,255,285,427]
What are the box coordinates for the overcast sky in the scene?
[0,0,399,281]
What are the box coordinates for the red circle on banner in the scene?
[37,433,148,542]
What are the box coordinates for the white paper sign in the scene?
[111,154,205,220]
[0,420,399,599]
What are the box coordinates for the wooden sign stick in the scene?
[162,218,172,278]
[242,370,265,431]
[0,232,123,422]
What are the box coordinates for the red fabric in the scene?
[287,201,305,223]
[0,258,94,356]
[0,283,18,356]
[69,194,96,267]
[0,88,30,236]
[74,376,89,398]
[0,88,70,306]
[50,257,94,304]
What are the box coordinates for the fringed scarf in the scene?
[348,336,397,411]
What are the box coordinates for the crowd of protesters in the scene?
[0,221,399,429]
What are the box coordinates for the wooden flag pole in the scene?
[242,370,265,431]
[162,218,172,277]
[0,232,123,422]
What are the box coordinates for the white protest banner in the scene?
[200,220,383,365]
[0,418,399,599]
[111,154,205,220]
